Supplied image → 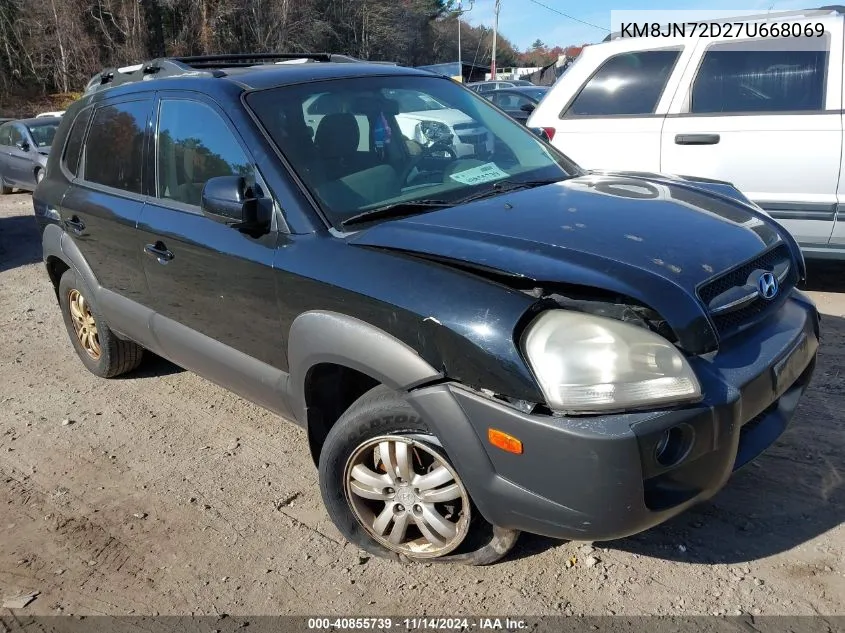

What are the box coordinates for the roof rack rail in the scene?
[603,5,845,41]
[83,52,397,94]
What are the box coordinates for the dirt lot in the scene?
[0,193,843,617]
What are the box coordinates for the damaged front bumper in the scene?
[406,292,820,541]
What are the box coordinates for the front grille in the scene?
[697,244,796,339]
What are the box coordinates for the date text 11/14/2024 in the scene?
[307,618,528,630]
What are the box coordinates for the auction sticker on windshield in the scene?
[449,162,509,186]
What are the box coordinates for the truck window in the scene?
[690,39,828,114]
[564,49,681,117]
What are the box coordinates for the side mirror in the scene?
[520,103,536,113]
[201,175,272,234]
[16,140,30,152]
[529,127,551,142]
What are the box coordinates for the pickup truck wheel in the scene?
[58,269,144,378]
[318,384,519,565]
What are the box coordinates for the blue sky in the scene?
[462,0,815,50]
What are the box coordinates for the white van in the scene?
[528,6,845,258]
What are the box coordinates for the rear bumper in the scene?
[407,292,819,541]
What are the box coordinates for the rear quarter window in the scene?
[62,107,91,177]
[563,49,682,117]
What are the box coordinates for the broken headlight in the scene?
[521,310,701,414]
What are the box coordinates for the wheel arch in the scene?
[42,222,101,300]
[287,311,443,463]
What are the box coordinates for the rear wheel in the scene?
[0,174,12,194]
[58,269,143,377]
[318,385,519,565]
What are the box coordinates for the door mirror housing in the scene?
[16,140,30,152]
[201,175,272,234]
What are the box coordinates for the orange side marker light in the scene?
[488,428,523,454]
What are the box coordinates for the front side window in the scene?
[0,124,11,146]
[8,125,23,146]
[247,75,579,229]
[690,39,828,114]
[83,100,150,193]
[156,99,252,207]
[564,49,681,117]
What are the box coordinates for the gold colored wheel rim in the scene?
[68,289,101,360]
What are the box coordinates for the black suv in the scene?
[34,53,819,565]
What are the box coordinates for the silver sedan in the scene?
[0,117,60,193]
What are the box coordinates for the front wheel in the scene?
[318,385,519,565]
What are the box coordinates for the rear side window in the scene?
[690,41,828,114]
[62,107,91,177]
[83,100,150,194]
[564,49,681,117]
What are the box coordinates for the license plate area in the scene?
[771,331,815,395]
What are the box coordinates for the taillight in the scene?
[542,127,556,141]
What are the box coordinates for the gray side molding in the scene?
[286,310,443,424]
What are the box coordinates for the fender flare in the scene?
[42,222,101,296]
[286,310,443,425]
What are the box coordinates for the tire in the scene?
[58,268,143,378]
[35,168,44,185]
[318,384,519,565]
[0,174,12,194]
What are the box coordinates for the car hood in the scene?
[349,173,789,354]
[38,147,50,157]
[397,108,474,126]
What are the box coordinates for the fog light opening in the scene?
[654,424,694,468]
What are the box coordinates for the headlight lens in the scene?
[416,120,452,144]
[522,311,701,414]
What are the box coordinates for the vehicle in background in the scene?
[0,116,60,193]
[467,80,533,93]
[36,111,65,118]
[484,86,549,124]
[527,6,845,259]
[302,87,495,160]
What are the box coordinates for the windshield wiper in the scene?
[452,178,564,205]
[341,199,452,228]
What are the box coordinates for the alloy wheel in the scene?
[344,435,471,557]
[68,289,101,360]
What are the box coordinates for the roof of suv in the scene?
[221,62,432,90]
[83,55,436,98]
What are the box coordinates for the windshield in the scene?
[26,122,58,148]
[247,75,579,229]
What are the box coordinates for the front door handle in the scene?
[64,216,85,233]
[144,241,174,264]
[675,133,720,145]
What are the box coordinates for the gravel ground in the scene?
[0,192,843,617]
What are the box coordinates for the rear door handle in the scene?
[144,242,174,264]
[675,133,720,145]
[64,216,85,233]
